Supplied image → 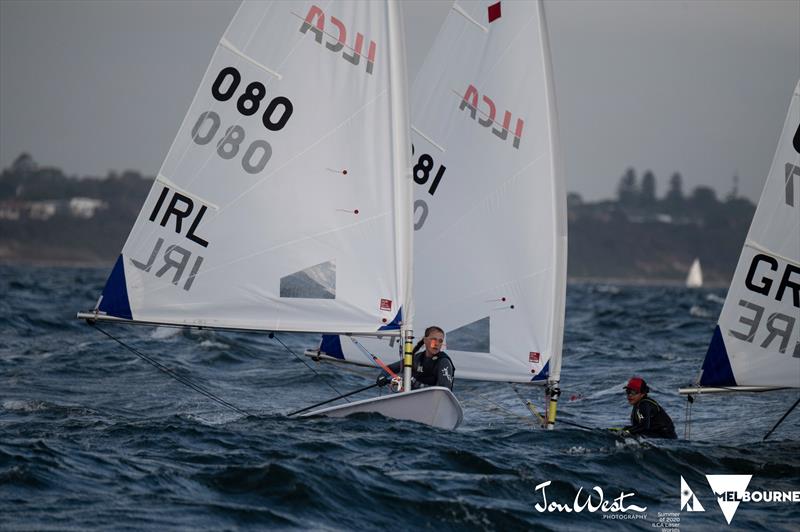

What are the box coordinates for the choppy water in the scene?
[1,265,798,530]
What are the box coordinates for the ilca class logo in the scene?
[680,476,704,512]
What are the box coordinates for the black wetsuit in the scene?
[385,351,455,390]
[626,396,677,439]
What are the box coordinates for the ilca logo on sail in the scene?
[680,476,704,512]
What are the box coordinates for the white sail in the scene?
[686,258,703,288]
[318,1,566,384]
[695,81,800,389]
[90,1,413,335]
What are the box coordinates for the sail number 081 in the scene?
[411,144,446,231]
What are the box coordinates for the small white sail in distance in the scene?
[686,258,703,288]
[82,1,414,337]
[681,80,800,393]
[315,0,567,386]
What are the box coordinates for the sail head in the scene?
[319,1,566,384]
[409,0,566,383]
[697,81,800,389]
[93,1,413,335]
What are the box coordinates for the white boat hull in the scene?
[301,387,463,430]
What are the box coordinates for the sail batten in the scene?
[219,37,283,79]
[744,240,800,268]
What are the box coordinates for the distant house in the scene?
[69,197,107,219]
[28,201,58,220]
[0,198,108,221]
[0,200,22,220]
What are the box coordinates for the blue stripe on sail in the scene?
[699,325,737,387]
[97,255,133,320]
[319,334,345,360]
[531,360,550,382]
[378,307,402,331]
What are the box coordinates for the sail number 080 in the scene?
[211,66,293,131]
[189,66,295,175]
[191,111,272,174]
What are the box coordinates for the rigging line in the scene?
[512,384,545,426]
[683,394,694,440]
[511,385,605,432]
[90,323,252,418]
[763,395,800,441]
[470,390,537,425]
[311,358,374,378]
[556,418,599,432]
[463,392,537,426]
[349,337,399,378]
[269,333,348,401]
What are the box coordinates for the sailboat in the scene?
[79,0,566,431]
[305,0,567,429]
[685,258,703,288]
[679,81,799,427]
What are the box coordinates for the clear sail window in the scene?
[280,260,336,299]
[446,317,490,353]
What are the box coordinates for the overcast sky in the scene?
[1,0,798,201]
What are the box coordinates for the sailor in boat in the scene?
[620,377,677,439]
[376,326,455,391]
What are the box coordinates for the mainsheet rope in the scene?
[90,324,350,417]
[91,323,252,417]
[269,332,348,400]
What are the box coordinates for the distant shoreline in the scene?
[0,257,729,288]
[568,276,728,289]
[0,256,112,269]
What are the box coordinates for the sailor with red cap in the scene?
[622,377,677,439]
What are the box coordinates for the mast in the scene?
[385,0,414,392]
[537,0,567,429]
